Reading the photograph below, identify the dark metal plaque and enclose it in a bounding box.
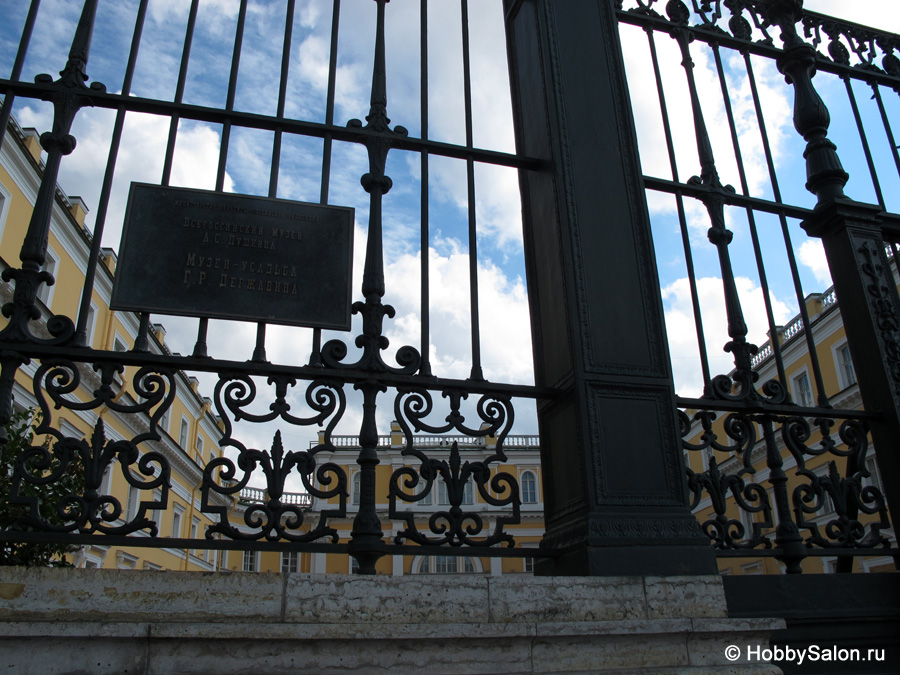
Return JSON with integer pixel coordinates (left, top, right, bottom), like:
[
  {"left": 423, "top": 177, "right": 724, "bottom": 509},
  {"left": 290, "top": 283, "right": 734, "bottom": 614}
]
[{"left": 111, "top": 184, "right": 354, "bottom": 330}]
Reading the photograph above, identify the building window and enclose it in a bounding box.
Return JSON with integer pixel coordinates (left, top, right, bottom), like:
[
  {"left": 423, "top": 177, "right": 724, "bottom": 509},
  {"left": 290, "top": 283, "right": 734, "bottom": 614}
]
[
  {"left": 793, "top": 371, "right": 813, "bottom": 407},
  {"left": 196, "top": 435, "right": 204, "bottom": 459},
  {"left": 352, "top": 472, "right": 361, "bottom": 505},
  {"left": 171, "top": 504, "right": 184, "bottom": 538},
  {"left": 36, "top": 249, "right": 59, "bottom": 307},
  {"left": 462, "top": 480, "right": 474, "bottom": 505},
  {"left": 812, "top": 466, "right": 835, "bottom": 516},
  {"left": 84, "top": 302, "right": 98, "bottom": 348},
  {"left": 242, "top": 550, "right": 257, "bottom": 572},
  {"left": 417, "top": 479, "right": 432, "bottom": 506},
  {"left": 159, "top": 407, "right": 170, "bottom": 435},
  {"left": 838, "top": 344, "right": 856, "bottom": 387},
  {"left": 179, "top": 418, "right": 189, "bottom": 450},
  {"left": 437, "top": 480, "right": 448, "bottom": 505},
  {"left": 150, "top": 488, "right": 163, "bottom": 533},
  {"left": 126, "top": 484, "right": 139, "bottom": 521},
  {"left": 524, "top": 557, "right": 534, "bottom": 574},
  {"left": 190, "top": 516, "right": 200, "bottom": 556},
  {"left": 864, "top": 453, "right": 885, "bottom": 495},
  {"left": 521, "top": 471, "right": 537, "bottom": 504},
  {"left": 435, "top": 555, "right": 455, "bottom": 574},
  {"left": 282, "top": 551, "right": 299, "bottom": 574},
  {"left": 415, "top": 556, "right": 478, "bottom": 574}
]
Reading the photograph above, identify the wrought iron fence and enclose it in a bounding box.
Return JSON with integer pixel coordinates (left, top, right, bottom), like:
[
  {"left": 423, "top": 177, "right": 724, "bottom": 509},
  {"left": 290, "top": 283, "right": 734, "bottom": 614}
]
[
  {"left": 1, "top": 0, "right": 899, "bottom": 576},
  {"left": 617, "top": 0, "right": 900, "bottom": 573},
  {"left": 0, "top": 0, "right": 549, "bottom": 574}
]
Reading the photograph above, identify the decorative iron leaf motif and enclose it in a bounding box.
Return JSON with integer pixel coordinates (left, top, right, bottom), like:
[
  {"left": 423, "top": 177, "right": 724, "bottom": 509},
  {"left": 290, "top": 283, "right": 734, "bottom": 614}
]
[
  {"left": 201, "top": 430, "right": 346, "bottom": 543},
  {"left": 784, "top": 417, "right": 890, "bottom": 549},
  {"left": 204, "top": 377, "right": 347, "bottom": 542},
  {"left": 9, "top": 361, "right": 175, "bottom": 535},
  {"left": 389, "top": 388, "right": 521, "bottom": 547},
  {"left": 683, "top": 408, "right": 892, "bottom": 558}
]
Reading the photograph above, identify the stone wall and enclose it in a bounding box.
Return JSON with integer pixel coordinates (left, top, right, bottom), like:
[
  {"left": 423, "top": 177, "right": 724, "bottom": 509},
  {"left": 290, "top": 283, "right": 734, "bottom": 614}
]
[{"left": 0, "top": 568, "right": 782, "bottom": 674}]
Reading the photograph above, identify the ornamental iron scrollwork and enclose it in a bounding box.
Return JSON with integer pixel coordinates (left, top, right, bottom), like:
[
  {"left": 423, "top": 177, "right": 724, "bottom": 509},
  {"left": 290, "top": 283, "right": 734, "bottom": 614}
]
[
  {"left": 9, "top": 361, "right": 174, "bottom": 535},
  {"left": 204, "top": 376, "right": 347, "bottom": 542},
  {"left": 682, "top": 408, "right": 892, "bottom": 568},
  {"left": 0, "top": 0, "right": 105, "bottom": 347},
  {"left": 681, "top": 410, "right": 773, "bottom": 549},
  {"left": 389, "top": 388, "right": 521, "bottom": 547},
  {"left": 783, "top": 416, "right": 890, "bottom": 549},
  {"left": 621, "top": 0, "right": 900, "bottom": 74}
]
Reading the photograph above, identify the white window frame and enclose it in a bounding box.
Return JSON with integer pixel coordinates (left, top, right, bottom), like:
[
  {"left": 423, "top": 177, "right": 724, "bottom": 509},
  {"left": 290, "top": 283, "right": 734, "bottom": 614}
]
[
  {"left": 521, "top": 470, "right": 538, "bottom": 504},
  {"left": 413, "top": 555, "right": 480, "bottom": 574},
  {"left": 36, "top": 246, "right": 59, "bottom": 308},
  {"left": 281, "top": 551, "right": 299, "bottom": 574},
  {"left": 242, "top": 550, "right": 258, "bottom": 572},
  {"left": 84, "top": 301, "right": 98, "bottom": 348},
  {"left": 150, "top": 488, "right": 163, "bottom": 533},
  {"left": 159, "top": 407, "right": 171, "bottom": 436},
  {"left": 832, "top": 340, "right": 857, "bottom": 390},
  {"left": 0, "top": 179, "right": 11, "bottom": 238},
  {"left": 811, "top": 464, "right": 836, "bottom": 516},
  {"left": 792, "top": 369, "right": 813, "bottom": 407},
  {"left": 171, "top": 503, "right": 184, "bottom": 538},
  {"left": 126, "top": 484, "right": 140, "bottom": 521},
  {"left": 352, "top": 472, "right": 361, "bottom": 506},
  {"left": 179, "top": 417, "right": 190, "bottom": 450}
]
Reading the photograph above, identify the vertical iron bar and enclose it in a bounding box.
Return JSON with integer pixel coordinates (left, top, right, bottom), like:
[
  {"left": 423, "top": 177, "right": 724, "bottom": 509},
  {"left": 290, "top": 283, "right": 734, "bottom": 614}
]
[
  {"left": 161, "top": 0, "right": 199, "bottom": 186},
  {"left": 761, "top": 416, "right": 806, "bottom": 573},
  {"left": 215, "top": 0, "right": 247, "bottom": 192},
  {"left": 251, "top": 323, "right": 267, "bottom": 363},
  {"left": 871, "top": 84, "right": 900, "bottom": 182},
  {"left": 712, "top": 42, "right": 787, "bottom": 387},
  {"left": 646, "top": 28, "right": 711, "bottom": 387},
  {"left": 154, "top": 0, "right": 200, "bottom": 358},
  {"left": 744, "top": 52, "right": 828, "bottom": 406},
  {"left": 460, "top": 0, "right": 483, "bottom": 381},
  {"left": 348, "top": 0, "right": 402, "bottom": 573},
  {"left": 0, "top": 0, "right": 103, "bottom": 346},
  {"left": 842, "top": 77, "right": 884, "bottom": 208},
  {"left": 268, "top": 0, "right": 295, "bottom": 199},
  {"left": 0, "top": 0, "right": 40, "bottom": 150},
  {"left": 74, "top": 0, "right": 149, "bottom": 348},
  {"left": 203, "top": 0, "right": 248, "bottom": 360},
  {"left": 310, "top": 0, "right": 342, "bottom": 368},
  {"left": 418, "top": 0, "right": 432, "bottom": 377},
  {"left": 668, "top": 17, "right": 756, "bottom": 396}
]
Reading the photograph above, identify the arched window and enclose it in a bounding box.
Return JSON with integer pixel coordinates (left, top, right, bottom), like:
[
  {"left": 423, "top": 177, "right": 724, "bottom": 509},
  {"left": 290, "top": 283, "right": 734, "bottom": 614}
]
[{"left": 521, "top": 471, "right": 537, "bottom": 504}]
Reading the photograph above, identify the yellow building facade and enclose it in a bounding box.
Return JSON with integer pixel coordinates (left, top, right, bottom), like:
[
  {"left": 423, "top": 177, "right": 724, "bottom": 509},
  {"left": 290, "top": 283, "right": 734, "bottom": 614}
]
[{"left": 1, "top": 115, "right": 231, "bottom": 572}]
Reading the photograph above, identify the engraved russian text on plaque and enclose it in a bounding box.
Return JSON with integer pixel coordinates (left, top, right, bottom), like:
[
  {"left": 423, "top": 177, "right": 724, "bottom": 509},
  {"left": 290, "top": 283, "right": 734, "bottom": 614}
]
[{"left": 111, "top": 183, "right": 354, "bottom": 330}]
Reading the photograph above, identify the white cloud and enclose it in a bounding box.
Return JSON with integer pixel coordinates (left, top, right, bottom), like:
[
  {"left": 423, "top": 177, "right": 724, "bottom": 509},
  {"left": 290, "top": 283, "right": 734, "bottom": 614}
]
[
  {"left": 798, "top": 239, "right": 832, "bottom": 287},
  {"left": 662, "top": 276, "right": 793, "bottom": 397}
]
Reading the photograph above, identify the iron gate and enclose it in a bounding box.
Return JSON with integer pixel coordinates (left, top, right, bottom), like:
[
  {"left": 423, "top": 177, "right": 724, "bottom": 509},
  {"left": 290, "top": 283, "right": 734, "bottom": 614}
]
[{"left": 1, "top": 0, "right": 899, "bottom": 577}]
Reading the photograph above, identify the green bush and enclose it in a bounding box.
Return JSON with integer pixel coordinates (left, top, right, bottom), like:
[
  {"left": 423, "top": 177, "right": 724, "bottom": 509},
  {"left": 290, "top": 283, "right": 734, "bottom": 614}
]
[{"left": 1, "top": 409, "right": 85, "bottom": 566}]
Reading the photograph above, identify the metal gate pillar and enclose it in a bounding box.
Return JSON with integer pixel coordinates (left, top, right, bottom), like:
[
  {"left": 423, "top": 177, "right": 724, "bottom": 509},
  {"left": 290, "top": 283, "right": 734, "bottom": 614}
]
[{"left": 504, "top": 0, "right": 716, "bottom": 575}]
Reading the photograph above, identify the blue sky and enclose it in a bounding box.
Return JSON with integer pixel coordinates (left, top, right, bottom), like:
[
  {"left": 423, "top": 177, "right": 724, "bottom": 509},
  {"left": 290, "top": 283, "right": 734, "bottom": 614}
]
[{"left": 1, "top": 0, "right": 898, "bottom": 456}]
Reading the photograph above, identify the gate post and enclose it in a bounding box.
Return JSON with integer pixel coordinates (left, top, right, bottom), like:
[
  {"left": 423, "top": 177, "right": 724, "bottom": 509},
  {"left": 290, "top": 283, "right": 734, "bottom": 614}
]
[
  {"left": 802, "top": 204, "right": 900, "bottom": 533},
  {"left": 503, "top": 0, "right": 715, "bottom": 575}
]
